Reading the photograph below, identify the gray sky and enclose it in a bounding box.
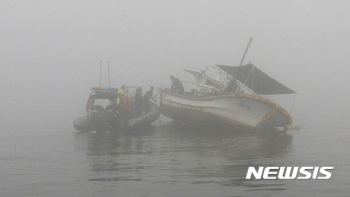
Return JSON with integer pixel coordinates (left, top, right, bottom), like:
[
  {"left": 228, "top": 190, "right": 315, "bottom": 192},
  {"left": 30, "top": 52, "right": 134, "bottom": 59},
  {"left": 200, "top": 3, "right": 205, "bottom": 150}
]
[{"left": 0, "top": 0, "right": 349, "bottom": 126}]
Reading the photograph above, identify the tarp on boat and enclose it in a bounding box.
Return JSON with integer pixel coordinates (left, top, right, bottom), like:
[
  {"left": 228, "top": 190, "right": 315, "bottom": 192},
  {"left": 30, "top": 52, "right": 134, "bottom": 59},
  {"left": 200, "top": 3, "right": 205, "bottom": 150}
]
[{"left": 217, "top": 63, "right": 295, "bottom": 95}]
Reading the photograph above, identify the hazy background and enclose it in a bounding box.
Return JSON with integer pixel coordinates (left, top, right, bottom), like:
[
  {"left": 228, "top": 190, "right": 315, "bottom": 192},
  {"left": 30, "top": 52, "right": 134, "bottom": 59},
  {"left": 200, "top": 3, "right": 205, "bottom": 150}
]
[{"left": 0, "top": 0, "right": 349, "bottom": 128}]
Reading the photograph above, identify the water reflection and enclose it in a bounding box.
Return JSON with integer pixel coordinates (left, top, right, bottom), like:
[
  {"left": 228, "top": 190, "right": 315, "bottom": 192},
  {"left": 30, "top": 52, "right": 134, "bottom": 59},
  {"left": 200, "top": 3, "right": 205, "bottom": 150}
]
[
  {"left": 74, "top": 124, "right": 293, "bottom": 192},
  {"left": 159, "top": 125, "right": 293, "bottom": 190}
]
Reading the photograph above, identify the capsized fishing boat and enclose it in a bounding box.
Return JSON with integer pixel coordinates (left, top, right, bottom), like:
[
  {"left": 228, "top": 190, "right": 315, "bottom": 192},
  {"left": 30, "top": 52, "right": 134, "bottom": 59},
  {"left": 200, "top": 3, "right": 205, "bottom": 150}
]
[
  {"left": 159, "top": 63, "right": 296, "bottom": 131},
  {"left": 74, "top": 87, "right": 160, "bottom": 132}
]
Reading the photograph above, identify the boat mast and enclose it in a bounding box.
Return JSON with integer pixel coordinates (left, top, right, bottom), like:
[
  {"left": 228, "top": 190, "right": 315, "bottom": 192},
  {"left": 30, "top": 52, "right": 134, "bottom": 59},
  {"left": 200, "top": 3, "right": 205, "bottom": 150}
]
[{"left": 239, "top": 37, "right": 253, "bottom": 67}]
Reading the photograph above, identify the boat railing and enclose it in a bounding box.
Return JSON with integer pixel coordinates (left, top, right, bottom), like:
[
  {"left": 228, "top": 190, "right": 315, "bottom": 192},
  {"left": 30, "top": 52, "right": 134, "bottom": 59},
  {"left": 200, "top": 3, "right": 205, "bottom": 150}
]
[
  {"left": 235, "top": 80, "right": 257, "bottom": 95},
  {"left": 213, "top": 65, "right": 260, "bottom": 96},
  {"left": 181, "top": 80, "right": 222, "bottom": 92},
  {"left": 182, "top": 68, "right": 274, "bottom": 102}
]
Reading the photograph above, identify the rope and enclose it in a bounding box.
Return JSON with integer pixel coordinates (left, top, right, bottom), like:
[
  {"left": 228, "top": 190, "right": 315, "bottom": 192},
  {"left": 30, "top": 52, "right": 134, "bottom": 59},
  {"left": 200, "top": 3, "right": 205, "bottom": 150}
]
[{"left": 243, "top": 65, "right": 254, "bottom": 85}]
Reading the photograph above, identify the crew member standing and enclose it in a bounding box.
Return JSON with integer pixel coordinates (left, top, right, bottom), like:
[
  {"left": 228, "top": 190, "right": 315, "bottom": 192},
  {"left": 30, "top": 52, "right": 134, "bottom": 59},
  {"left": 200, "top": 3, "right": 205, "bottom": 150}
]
[
  {"left": 143, "top": 86, "right": 154, "bottom": 113},
  {"left": 116, "top": 85, "right": 127, "bottom": 109},
  {"left": 170, "top": 75, "right": 184, "bottom": 94},
  {"left": 134, "top": 88, "right": 143, "bottom": 116}
]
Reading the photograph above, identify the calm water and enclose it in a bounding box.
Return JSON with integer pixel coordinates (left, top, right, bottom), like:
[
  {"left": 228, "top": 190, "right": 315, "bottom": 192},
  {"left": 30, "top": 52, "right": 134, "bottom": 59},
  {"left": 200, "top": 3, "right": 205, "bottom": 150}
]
[{"left": 1, "top": 120, "right": 349, "bottom": 197}]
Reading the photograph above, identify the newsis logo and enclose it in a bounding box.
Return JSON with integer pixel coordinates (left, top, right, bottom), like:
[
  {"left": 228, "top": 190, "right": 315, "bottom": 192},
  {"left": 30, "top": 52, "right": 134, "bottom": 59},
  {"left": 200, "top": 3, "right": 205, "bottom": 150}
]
[{"left": 246, "top": 167, "right": 334, "bottom": 180}]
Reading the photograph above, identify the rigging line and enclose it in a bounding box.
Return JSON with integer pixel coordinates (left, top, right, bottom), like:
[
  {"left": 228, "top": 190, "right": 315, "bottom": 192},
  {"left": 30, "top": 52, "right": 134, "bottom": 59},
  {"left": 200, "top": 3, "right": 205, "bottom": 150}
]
[{"left": 243, "top": 64, "right": 254, "bottom": 86}]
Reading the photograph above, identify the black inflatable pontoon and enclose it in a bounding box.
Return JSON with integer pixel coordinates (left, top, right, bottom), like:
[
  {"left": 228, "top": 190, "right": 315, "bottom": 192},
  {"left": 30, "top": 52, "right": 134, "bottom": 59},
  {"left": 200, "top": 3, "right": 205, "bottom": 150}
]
[{"left": 74, "top": 87, "right": 160, "bottom": 132}]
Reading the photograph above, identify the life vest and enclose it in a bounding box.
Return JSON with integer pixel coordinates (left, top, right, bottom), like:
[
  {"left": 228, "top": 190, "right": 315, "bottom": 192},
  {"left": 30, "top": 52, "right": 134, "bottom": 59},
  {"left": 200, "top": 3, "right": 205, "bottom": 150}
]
[
  {"left": 118, "top": 89, "right": 126, "bottom": 95},
  {"left": 116, "top": 89, "right": 127, "bottom": 105}
]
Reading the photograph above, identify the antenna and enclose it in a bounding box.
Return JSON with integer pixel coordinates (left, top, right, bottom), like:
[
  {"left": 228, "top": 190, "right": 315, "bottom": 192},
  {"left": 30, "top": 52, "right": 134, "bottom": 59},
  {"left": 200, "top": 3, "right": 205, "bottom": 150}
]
[
  {"left": 108, "top": 60, "right": 110, "bottom": 88},
  {"left": 99, "top": 60, "right": 102, "bottom": 87},
  {"left": 239, "top": 37, "right": 253, "bottom": 67}
]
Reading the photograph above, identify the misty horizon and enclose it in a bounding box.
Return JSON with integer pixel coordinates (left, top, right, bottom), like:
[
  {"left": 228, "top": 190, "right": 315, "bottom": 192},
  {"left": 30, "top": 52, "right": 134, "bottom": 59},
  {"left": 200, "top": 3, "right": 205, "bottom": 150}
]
[{"left": 0, "top": 0, "right": 349, "bottom": 127}]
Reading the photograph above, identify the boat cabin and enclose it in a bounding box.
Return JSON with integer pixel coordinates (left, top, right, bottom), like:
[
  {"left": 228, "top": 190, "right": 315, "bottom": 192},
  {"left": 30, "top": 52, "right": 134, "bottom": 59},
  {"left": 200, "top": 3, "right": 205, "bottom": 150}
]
[{"left": 183, "top": 68, "right": 239, "bottom": 96}]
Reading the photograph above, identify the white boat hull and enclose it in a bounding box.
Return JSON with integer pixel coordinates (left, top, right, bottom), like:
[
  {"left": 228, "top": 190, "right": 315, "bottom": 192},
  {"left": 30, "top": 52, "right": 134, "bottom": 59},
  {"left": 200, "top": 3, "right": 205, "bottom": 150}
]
[{"left": 160, "top": 92, "right": 292, "bottom": 130}]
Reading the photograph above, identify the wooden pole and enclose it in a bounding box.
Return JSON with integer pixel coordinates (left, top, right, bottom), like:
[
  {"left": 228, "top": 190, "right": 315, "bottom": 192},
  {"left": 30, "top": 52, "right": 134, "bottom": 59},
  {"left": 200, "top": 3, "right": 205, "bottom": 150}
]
[{"left": 239, "top": 37, "right": 253, "bottom": 67}]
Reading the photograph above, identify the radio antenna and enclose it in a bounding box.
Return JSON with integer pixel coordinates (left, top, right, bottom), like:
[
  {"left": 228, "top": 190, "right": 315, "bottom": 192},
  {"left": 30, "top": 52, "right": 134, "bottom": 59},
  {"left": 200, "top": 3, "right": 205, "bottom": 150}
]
[
  {"left": 99, "top": 60, "right": 102, "bottom": 87},
  {"left": 108, "top": 60, "right": 110, "bottom": 88}
]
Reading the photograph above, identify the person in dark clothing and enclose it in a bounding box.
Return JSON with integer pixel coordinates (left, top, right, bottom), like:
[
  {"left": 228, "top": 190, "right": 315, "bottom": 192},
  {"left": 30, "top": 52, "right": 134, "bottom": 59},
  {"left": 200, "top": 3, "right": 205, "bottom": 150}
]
[
  {"left": 170, "top": 75, "right": 184, "bottom": 94},
  {"left": 134, "top": 88, "right": 143, "bottom": 116},
  {"left": 224, "top": 79, "right": 239, "bottom": 93},
  {"left": 143, "top": 86, "right": 154, "bottom": 113}
]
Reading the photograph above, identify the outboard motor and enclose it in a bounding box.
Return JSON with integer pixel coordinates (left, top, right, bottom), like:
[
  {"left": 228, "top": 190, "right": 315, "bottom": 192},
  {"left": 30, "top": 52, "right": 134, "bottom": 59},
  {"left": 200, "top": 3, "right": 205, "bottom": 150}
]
[
  {"left": 90, "top": 105, "right": 110, "bottom": 132},
  {"left": 105, "top": 105, "right": 120, "bottom": 131}
]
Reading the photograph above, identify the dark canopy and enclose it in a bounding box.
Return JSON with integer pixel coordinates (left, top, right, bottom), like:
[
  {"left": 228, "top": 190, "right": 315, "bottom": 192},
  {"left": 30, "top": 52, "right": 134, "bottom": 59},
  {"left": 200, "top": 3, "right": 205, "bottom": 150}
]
[{"left": 217, "top": 63, "right": 295, "bottom": 95}]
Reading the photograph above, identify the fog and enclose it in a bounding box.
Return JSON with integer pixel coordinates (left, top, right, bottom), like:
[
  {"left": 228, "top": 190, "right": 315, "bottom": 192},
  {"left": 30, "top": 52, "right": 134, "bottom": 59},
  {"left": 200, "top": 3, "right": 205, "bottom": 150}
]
[{"left": 0, "top": 0, "right": 349, "bottom": 127}]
